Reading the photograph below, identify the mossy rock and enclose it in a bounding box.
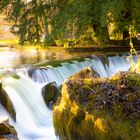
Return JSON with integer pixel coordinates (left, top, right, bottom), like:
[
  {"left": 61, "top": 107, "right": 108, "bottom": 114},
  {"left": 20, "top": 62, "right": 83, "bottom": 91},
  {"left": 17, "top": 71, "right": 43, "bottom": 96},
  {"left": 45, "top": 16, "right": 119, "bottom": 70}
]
[
  {"left": 42, "top": 82, "right": 61, "bottom": 108},
  {"left": 69, "top": 66, "right": 100, "bottom": 80},
  {"left": 0, "top": 83, "right": 16, "bottom": 121},
  {"left": 53, "top": 71, "right": 140, "bottom": 140}
]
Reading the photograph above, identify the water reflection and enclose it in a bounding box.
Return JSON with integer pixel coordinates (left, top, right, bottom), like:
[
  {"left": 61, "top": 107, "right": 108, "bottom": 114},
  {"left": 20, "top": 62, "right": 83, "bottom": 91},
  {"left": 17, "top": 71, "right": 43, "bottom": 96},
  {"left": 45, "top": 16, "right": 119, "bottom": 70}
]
[
  {"left": 0, "top": 47, "right": 49, "bottom": 68},
  {"left": 0, "top": 47, "right": 122, "bottom": 68}
]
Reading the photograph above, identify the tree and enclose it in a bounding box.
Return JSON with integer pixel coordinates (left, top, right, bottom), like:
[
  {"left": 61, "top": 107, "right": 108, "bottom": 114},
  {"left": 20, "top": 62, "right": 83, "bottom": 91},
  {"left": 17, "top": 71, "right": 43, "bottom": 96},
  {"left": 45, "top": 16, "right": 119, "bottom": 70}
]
[
  {"left": 0, "top": 0, "right": 140, "bottom": 46},
  {"left": 0, "top": 0, "right": 54, "bottom": 45},
  {"left": 104, "top": 0, "right": 140, "bottom": 40},
  {"left": 52, "top": 0, "right": 140, "bottom": 43},
  {"left": 52, "top": 0, "right": 111, "bottom": 45}
]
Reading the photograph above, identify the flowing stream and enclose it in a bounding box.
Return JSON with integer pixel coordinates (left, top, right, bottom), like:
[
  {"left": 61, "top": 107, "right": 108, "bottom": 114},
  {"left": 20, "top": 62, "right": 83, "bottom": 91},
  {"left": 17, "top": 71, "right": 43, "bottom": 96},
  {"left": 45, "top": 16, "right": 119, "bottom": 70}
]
[
  {"left": 0, "top": 50, "right": 138, "bottom": 140},
  {"left": 29, "top": 55, "right": 133, "bottom": 85},
  {"left": 2, "top": 73, "right": 56, "bottom": 140}
]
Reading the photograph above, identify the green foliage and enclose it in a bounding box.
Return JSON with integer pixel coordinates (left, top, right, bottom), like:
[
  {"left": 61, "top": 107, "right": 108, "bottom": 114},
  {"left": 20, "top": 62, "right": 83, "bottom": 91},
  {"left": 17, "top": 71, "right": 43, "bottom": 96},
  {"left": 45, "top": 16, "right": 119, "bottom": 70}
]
[
  {"left": 0, "top": 0, "right": 24, "bottom": 21},
  {"left": 105, "top": 0, "right": 140, "bottom": 38},
  {"left": 44, "top": 36, "right": 56, "bottom": 46},
  {"left": 1, "top": 0, "right": 140, "bottom": 45},
  {"left": 0, "top": 0, "right": 52, "bottom": 45}
]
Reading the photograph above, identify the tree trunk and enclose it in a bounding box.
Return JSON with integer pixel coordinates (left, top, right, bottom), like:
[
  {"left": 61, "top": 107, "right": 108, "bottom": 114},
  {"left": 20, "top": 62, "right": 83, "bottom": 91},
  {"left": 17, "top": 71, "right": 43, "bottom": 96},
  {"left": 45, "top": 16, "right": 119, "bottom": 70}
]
[
  {"left": 123, "top": 30, "right": 129, "bottom": 40},
  {"left": 101, "top": 27, "right": 110, "bottom": 44},
  {"left": 93, "top": 24, "right": 110, "bottom": 45}
]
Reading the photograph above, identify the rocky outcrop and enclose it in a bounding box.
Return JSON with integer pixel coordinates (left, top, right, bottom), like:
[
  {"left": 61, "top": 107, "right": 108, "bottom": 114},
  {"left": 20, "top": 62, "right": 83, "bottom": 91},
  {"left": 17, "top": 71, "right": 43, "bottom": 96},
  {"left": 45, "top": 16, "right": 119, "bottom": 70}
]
[
  {"left": 53, "top": 71, "right": 140, "bottom": 140},
  {"left": 42, "top": 82, "right": 61, "bottom": 109},
  {"left": 0, "top": 83, "right": 16, "bottom": 121},
  {"left": 0, "top": 117, "right": 18, "bottom": 140},
  {"left": 69, "top": 66, "right": 100, "bottom": 79}
]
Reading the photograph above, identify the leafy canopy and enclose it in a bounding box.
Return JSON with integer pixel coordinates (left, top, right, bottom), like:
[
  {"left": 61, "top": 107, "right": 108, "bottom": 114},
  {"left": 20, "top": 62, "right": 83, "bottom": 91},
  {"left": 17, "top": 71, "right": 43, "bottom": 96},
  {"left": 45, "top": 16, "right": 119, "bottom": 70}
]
[{"left": 0, "top": 0, "right": 140, "bottom": 45}]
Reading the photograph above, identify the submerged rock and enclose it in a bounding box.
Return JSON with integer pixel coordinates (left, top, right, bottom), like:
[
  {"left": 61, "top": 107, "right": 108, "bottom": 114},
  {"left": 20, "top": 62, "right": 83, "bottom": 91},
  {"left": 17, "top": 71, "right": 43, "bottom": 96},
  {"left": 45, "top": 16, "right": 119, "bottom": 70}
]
[
  {"left": 0, "top": 83, "right": 16, "bottom": 121},
  {"left": 42, "top": 82, "right": 61, "bottom": 109},
  {"left": 0, "top": 117, "right": 18, "bottom": 140},
  {"left": 53, "top": 71, "right": 140, "bottom": 140},
  {"left": 96, "top": 54, "right": 109, "bottom": 66},
  {"left": 28, "top": 67, "right": 48, "bottom": 83}
]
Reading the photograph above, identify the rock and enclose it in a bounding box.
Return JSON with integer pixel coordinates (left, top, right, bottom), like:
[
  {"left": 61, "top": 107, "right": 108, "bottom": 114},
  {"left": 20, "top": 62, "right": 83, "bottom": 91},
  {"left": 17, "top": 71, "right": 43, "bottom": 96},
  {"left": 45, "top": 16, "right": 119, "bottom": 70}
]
[
  {"left": 68, "top": 110, "right": 95, "bottom": 140},
  {"left": 69, "top": 66, "right": 100, "bottom": 80},
  {"left": 28, "top": 67, "right": 36, "bottom": 78},
  {"left": 0, "top": 117, "right": 18, "bottom": 140},
  {"left": 96, "top": 54, "right": 109, "bottom": 66},
  {"left": 53, "top": 71, "right": 140, "bottom": 140},
  {"left": 28, "top": 67, "right": 48, "bottom": 83},
  {"left": 0, "top": 83, "right": 16, "bottom": 121},
  {"left": 42, "top": 82, "right": 61, "bottom": 108}
]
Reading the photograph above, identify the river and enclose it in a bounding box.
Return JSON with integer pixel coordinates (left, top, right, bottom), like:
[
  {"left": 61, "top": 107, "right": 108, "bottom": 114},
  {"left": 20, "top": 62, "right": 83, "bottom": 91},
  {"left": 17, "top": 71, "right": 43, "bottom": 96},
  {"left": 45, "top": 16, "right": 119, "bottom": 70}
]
[{"left": 0, "top": 47, "right": 137, "bottom": 140}]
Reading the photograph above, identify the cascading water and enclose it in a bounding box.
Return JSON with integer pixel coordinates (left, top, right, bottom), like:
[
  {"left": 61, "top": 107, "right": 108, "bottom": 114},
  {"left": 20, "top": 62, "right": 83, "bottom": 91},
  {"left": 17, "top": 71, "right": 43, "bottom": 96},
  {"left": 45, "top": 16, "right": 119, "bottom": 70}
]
[
  {"left": 29, "top": 55, "right": 134, "bottom": 85},
  {"left": 0, "top": 54, "right": 137, "bottom": 140},
  {"left": 2, "top": 73, "right": 57, "bottom": 140}
]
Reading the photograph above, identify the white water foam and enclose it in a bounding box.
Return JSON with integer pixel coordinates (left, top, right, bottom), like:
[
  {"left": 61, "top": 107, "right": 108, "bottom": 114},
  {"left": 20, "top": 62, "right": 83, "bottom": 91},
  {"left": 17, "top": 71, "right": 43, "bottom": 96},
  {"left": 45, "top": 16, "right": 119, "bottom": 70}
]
[
  {"left": 2, "top": 73, "right": 57, "bottom": 140},
  {"left": 29, "top": 55, "right": 133, "bottom": 85}
]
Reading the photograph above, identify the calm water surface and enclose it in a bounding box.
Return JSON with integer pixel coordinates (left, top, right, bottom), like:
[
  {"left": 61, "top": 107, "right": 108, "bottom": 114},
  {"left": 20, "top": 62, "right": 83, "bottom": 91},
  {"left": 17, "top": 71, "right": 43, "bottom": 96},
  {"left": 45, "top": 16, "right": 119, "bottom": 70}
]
[
  {"left": 0, "top": 47, "right": 116, "bottom": 68},
  {"left": 0, "top": 47, "right": 76, "bottom": 68}
]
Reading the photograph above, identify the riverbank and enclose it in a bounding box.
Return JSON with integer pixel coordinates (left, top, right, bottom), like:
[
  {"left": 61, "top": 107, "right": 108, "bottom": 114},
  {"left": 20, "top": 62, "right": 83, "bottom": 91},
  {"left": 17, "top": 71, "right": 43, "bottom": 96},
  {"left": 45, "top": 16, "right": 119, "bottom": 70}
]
[
  {"left": 1, "top": 44, "right": 140, "bottom": 53},
  {"left": 65, "top": 45, "right": 139, "bottom": 53}
]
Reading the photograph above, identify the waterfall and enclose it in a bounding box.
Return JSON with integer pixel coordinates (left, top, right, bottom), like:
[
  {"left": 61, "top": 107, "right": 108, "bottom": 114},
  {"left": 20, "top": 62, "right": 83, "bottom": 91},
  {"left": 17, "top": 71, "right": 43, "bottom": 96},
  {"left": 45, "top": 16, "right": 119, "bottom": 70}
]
[
  {"left": 2, "top": 73, "right": 57, "bottom": 140},
  {"left": 29, "top": 54, "right": 134, "bottom": 85},
  {"left": 0, "top": 54, "right": 137, "bottom": 140}
]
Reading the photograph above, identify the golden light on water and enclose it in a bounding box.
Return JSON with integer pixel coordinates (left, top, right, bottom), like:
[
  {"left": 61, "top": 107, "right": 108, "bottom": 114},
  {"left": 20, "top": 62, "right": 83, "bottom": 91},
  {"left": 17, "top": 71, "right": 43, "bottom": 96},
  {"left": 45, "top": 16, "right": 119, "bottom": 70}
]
[
  {"left": 0, "top": 46, "right": 99, "bottom": 68},
  {"left": 0, "top": 47, "right": 48, "bottom": 68}
]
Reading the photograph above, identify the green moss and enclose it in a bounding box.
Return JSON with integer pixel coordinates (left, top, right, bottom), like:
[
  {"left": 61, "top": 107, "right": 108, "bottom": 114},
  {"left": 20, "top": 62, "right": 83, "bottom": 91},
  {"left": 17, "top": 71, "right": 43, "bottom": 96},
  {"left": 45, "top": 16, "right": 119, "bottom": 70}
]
[
  {"left": 11, "top": 74, "right": 20, "bottom": 79},
  {"left": 35, "top": 57, "right": 86, "bottom": 67},
  {"left": 53, "top": 71, "right": 140, "bottom": 140},
  {"left": 68, "top": 112, "right": 95, "bottom": 140}
]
